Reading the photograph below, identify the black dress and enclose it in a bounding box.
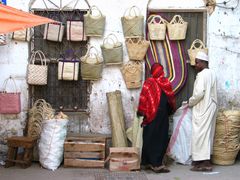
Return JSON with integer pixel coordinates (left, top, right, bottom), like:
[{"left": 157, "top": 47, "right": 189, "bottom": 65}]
[{"left": 141, "top": 92, "right": 172, "bottom": 167}]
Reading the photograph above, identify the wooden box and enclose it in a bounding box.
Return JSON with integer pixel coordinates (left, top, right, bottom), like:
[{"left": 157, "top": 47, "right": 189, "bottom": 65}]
[{"left": 64, "top": 135, "right": 106, "bottom": 168}]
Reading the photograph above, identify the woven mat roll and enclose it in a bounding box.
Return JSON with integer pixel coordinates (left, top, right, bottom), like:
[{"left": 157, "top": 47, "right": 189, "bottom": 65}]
[{"left": 106, "top": 90, "right": 128, "bottom": 147}]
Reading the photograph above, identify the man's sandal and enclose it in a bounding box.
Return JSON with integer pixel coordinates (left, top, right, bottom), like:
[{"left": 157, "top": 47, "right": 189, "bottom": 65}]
[
  {"left": 150, "top": 165, "right": 170, "bottom": 173},
  {"left": 190, "top": 166, "right": 213, "bottom": 172}
]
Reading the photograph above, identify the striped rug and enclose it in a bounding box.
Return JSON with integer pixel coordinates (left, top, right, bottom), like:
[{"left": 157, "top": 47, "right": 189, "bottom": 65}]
[{"left": 145, "top": 13, "right": 188, "bottom": 94}]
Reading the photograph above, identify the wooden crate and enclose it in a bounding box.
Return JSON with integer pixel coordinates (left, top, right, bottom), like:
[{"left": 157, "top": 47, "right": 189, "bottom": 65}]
[{"left": 64, "top": 135, "right": 107, "bottom": 168}]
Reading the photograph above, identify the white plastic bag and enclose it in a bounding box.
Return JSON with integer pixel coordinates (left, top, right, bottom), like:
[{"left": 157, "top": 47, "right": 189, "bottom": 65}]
[
  {"left": 39, "top": 118, "right": 68, "bottom": 171},
  {"left": 167, "top": 104, "right": 192, "bottom": 165}
]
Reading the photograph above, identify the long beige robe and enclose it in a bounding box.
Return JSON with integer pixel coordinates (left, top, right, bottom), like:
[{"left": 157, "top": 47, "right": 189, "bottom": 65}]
[{"left": 189, "top": 68, "right": 217, "bottom": 161}]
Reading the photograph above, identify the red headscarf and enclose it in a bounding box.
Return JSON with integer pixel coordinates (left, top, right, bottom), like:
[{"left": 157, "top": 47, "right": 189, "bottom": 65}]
[{"left": 138, "top": 63, "right": 176, "bottom": 125}]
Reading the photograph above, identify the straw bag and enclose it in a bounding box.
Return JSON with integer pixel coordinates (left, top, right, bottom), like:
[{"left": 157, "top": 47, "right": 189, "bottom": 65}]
[
  {"left": 80, "top": 46, "right": 103, "bottom": 80},
  {"left": 44, "top": 22, "right": 64, "bottom": 42},
  {"left": 12, "top": 29, "right": 30, "bottom": 41},
  {"left": 121, "top": 62, "right": 143, "bottom": 89},
  {"left": 108, "top": 147, "right": 140, "bottom": 171},
  {"left": 84, "top": 6, "right": 106, "bottom": 37},
  {"left": 121, "top": 6, "right": 144, "bottom": 38},
  {"left": 125, "top": 38, "right": 150, "bottom": 60},
  {"left": 167, "top": 15, "right": 188, "bottom": 40},
  {"left": 58, "top": 56, "right": 80, "bottom": 81},
  {"left": 0, "top": 34, "right": 7, "bottom": 46},
  {"left": 188, "top": 39, "right": 208, "bottom": 66},
  {"left": 101, "top": 34, "right": 123, "bottom": 65},
  {"left": 66, "top": 10, "right": 87, "bottom": 41},
  {"left": 27, "top": 50, "right": 48, "bottom": 85},
  {"left": 0, "top": 77, "right": 21, "bottom": 114},
  {"left": 147, "top": 15, "right": 167, "bottom": 40}
]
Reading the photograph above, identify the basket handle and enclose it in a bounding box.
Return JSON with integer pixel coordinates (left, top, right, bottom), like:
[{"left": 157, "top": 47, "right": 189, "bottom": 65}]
[
  {"left": 82, "top": 46, "right": 100, "bottom": 63},
  {"left": 88, "top": 5, "right": 103, "bottom": 18},
  {"left": 103, "top": 37, "right": 115, "bottom": 48},
  {"left": 124, "top": 62, "right": 142, "bottom": 74},
  {"left": 123, "top": 5, "right": 141, "bottom": 18},
  {"left": 106, "top": 33, "right": 120, "bottom": 46},
  {"left": 169, "top": 15, "right": 185, "bottom": 24},
  {"left": 148, "top": 15, "right": 166, "bottom": 24},
  {"left": 29, "top": 50, "right": 47, "bottom": 66},
  {"left": 190, "top": 39, "right": 206, "bottom": 50},
  {"left": 126, "top": 37, "right": 144, "bottom": 45}
]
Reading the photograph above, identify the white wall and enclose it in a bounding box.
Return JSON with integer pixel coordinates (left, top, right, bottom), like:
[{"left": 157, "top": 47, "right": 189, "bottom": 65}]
[{"left": 1, "top": 0, "right": 240, "bottom": 159}]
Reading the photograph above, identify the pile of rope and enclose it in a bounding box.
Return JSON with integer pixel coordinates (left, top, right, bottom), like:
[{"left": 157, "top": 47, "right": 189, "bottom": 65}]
[{"left": 212, "top": 109, "right": 240, "bottom": 165}]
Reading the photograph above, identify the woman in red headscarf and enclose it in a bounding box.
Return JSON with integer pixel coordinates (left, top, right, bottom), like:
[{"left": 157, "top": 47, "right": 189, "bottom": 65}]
[{"left": 137, "top": 63, "right": 176, "bottom": 173}]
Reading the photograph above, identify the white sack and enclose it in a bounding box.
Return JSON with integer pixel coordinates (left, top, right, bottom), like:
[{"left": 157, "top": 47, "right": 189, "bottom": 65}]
[
  {"left": 39, "top": 118, "right": 68, "bottom": 171},
  {"left": 167, "top": 104, "right": 192, "bottom": 165}
]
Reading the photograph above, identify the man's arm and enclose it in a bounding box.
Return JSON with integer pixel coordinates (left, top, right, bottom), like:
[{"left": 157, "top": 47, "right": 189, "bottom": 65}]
[{"left": 189, "top": 74, "right": 205, "bottom": 107}]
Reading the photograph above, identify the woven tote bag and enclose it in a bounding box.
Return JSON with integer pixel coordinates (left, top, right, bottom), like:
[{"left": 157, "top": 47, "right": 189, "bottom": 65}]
[
  {"left": 121, "top": 62, "right": 143, "bottom": 89},
  {"left": 80, "top": 46, "right": 103, "bottom": 80},
  {"left": 125, "top": 38, "right": 150, "bottom": 60},
  {"left": 27, "top": 50, "right": 48, "bottom": 85},
  {"left": 147, "top": 15, "right": 167, "bottom": 40},
  {"left": 167, "top": 15, "right": 188, "bottom": 40},
  {"left": 67, "top": 21, "right": 86, "bottom": 41},
  {"left": 188, "top": 39, "right": 208, "bottom": 66},
  {"left": 101, "top": 34, "right": 123, "bottom": 65},
  {"left": 44, "top": 22, "right": 64, "bottom": 42},
  {"left": 84, "top": 6, "right": 106, "bottom": 37},
  {"left": 121, "top": 6, "right": 144, "bottom": 38},
  {"left": 0, "top": 77, "right": 21, "bottom": 114},
  {"left": 58, "top": 57, "right": 80, "bottom": 81},
  {"left": 12, "top": 29, "right": 30, "bottom": 41}
]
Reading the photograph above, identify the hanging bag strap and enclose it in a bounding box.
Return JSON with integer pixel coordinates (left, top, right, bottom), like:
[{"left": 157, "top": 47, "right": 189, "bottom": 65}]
[
  {"left": 82, "top": 46, "right": 100, "bottom": 63},
  {"left": 103, "top": 37, "right": 115, "bottom": 49},
  {"left": 106, "top": 33, "right": 121, "bottom": 47},
  {"left": 29, "top": 50, "right": 47, "bottom": 66},
  {"left": 88, "top": 5, "right": 103, "bottom": 18},
  {"left": 2, "top": 76, "right": 18, "bottom": 94}
]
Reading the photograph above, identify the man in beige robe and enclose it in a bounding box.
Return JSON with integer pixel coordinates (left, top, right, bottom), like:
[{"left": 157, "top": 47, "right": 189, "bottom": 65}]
[{"left": 188, "top": 51, "right": 217, "bottom": 171}]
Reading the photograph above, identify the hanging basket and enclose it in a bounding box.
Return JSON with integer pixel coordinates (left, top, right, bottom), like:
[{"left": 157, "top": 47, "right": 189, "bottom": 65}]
[
  {"left": 147, "top": 15, "right": 166, "bottom": 40},
  {"left": 188, "top": 39, "right": 208, "bottom": 66},
  {"left": 121, "top": 6, "right": 144, "bottom": 38},
  {"left": 80, "top": 46, "right": 103, "bottom": 80},
  {"left": 121, "top": 62, "right": 143, "bottom": 89},
  {"left": 125, "top": 38, "right": 150, "bottom": 60},
  {"left": 101, "top": 34, "right": 123, "bottom": 65},
  {"left": 167, "top": 15, "right": 188, "bottom": 40}
]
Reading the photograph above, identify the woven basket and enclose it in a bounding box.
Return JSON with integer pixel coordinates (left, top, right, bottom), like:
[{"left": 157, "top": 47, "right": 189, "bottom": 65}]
[
  {"left": 121, "top": 6, "right": 144, "bottom": 38},
  {"left": 188, "top": 39, "right": 208, "bottom": 66},
  {"left": 84, "top": 5, "right": 106, "bottom": 37},
  {"left": 212, "top": 109, "right": 240, "bottom": 165},
  {"left": 80, "top": 46, "right": 103, "bottom": 80},
  {"left": 125, "top": 38, "right": 150, "bottom": 60},
  {"left": 101, "top": 34, "right": 123, "bottom": 65},
  {"left": 121, "top": 62, "right": 143, "bottom": 89},
  {"left": 167, "top": 15, "right": 188, "bottom": 40},
  {"left": 147, "top": 15, "right": 166, "bottom": 40},
  {"left": 27, "top": 50, "right": 48, "bottom": 85}
]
